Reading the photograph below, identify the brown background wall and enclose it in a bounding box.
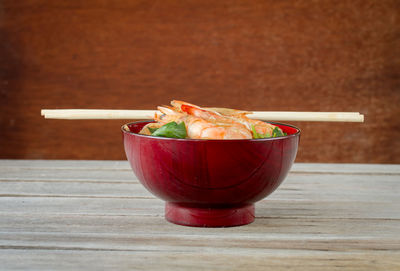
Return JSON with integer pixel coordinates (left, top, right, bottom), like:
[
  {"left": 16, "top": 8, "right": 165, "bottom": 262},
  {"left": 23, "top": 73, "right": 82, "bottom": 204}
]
[{"left": 0, "top": 0, "right": 399, "bottom": 163}]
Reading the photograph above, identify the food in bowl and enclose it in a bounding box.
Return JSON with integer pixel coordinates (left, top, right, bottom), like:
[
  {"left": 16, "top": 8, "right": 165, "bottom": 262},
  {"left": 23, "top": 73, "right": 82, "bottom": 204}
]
[
  {"left": 138, "top": 100, "right": 286, "bottom": 139},
  {"left": 122, "top": 102, "right": 300, "bottom": 227}
]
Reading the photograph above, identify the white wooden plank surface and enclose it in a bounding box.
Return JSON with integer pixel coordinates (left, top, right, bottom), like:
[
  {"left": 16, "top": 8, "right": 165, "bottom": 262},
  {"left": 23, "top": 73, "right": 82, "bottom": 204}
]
[
  {"left": 0, "top": 160, "right": 399, "bottom": 270},
  {"left": 1, "top": 160, "right": 399, "bottom": 174}
]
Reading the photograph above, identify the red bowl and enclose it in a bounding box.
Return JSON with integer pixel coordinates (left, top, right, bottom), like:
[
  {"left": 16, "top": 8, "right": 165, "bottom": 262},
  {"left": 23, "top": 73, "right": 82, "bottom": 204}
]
[{"left": 122, "top": 121, "right": 300, "bottom": 227}]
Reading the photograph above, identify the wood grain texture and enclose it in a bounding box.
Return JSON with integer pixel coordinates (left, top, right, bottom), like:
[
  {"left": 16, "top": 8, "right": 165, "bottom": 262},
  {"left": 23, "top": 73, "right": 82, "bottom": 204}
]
[
  {"left": 0, "top": 160, "right": 399, "bottom": 270},
  {"left": 1, "top": 250, "right": 400, "bottom": 271},
  {"left": 0, "top": 0, "right": 399, "bottom": 162}
]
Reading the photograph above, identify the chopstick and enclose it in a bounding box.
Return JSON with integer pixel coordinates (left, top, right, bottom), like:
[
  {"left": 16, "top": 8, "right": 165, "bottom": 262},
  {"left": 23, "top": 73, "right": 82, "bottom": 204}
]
[
  {"left": 41, "top": 109, "right": 364, "bottom": 122},
  {"left": 41, "top": 109, "right": 156, "bottom": 120},
  {"left": 250, "top": 111, "right": 364, "bottom": 122}
]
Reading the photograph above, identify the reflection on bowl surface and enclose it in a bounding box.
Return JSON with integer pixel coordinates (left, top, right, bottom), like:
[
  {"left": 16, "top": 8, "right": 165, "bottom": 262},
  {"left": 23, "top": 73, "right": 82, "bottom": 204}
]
[{"left": 123, "top": 121, "right": 300, "bottom": 227}]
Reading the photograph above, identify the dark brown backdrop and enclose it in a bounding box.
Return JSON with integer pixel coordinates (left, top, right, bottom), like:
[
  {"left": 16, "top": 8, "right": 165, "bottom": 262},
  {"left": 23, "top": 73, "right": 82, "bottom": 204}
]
[{"left": 1, "top": 0, "right": 399, "bottom": 163}]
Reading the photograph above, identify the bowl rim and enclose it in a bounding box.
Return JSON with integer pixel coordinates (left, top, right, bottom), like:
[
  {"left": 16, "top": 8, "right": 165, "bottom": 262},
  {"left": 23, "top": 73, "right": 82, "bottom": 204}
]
[{"left": 122, "top": 120, "right": 300, "bottom": 142}]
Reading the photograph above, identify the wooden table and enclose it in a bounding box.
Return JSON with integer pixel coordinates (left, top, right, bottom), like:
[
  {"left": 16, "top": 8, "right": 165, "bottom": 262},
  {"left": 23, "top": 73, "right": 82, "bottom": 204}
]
[{"left": 0, "top": 160, "right": 399, "bottom": 270}]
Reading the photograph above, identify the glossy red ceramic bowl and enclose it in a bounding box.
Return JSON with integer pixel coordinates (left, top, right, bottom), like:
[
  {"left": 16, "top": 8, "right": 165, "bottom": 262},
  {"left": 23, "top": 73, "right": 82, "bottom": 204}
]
[{"left": 122, "top": 121, "right": 300, "bottom": 227}]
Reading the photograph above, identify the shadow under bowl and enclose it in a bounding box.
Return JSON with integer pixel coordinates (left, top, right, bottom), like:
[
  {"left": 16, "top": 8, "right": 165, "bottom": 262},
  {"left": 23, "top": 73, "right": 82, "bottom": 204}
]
[{"left": 122, "top": 121, "right": 300, "bottom": 227}]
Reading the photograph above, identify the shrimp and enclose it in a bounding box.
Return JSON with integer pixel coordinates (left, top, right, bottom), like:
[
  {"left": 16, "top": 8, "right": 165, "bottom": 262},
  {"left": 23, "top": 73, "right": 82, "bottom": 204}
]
[
  {"left": 213, "top": 111, "right": 277, "bottom": 137},
  {"left": 155, "top": 106, "right": 186, "bottom": 125},
  {"left": 157, "top": 105, "right": 252, "bottom": 139},
  {"left": 171, "top": 100, "right": 244, "bottom": 125},
  {"left": 171, "top": 100, "right": 223, "bottom": 122},
  {"left": 141, "top": 100, "right": 281, "bottom": 139},
  {"left": 171, "top": 100, "right": 280, "bottom": 138},
  {"left": 206, "top": 106, "right": 277, "bottom": 135},
  {"left": 186, "top": 117, "right": 252, "bottom": 139}
]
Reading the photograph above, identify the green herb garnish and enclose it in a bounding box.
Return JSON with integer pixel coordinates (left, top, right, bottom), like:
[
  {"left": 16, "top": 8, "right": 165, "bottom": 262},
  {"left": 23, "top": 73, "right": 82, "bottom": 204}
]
[
  {"left": 272, "top": 126, "right": 287, "bottom": 137},
  {"left": 251, "top": 124, "right": 287, "bottom": 138},
  {"left": 251, "top": 124, "right": 269, "bottom": 138},
  {"left": 151, "top": 121, "right": 187, "bottom": 139},
  {"left": 148, "top": 127, "right": 159, "bottom": 133}
]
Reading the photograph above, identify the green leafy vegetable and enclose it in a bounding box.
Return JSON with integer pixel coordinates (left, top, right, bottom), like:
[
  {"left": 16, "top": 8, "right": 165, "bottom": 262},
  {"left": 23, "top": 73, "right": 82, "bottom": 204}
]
[
  {"left": 148, "top": 127, "right": 159, "bottom": 133},
  {"left": 251, "top": 124, "right": 269, "bottom": 139},
  {"left": 251, "top": 124, "right": 287, "bottom": 139},
  {"left": 272, "top": 127, "right": 287, "bottom": 137},
  {"left": 151, "top": 121, "right": 187, "bottom": 139}
]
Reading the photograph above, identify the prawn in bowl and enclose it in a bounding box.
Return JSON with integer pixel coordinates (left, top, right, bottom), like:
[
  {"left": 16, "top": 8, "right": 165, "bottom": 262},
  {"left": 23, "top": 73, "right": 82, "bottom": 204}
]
[{"left": 138, "top": 100, "right": 287, "bottom": 140}]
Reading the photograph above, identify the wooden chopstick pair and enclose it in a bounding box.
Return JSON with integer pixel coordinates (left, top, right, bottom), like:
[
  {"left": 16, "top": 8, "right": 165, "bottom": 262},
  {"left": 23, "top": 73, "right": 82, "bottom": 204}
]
[{"left": 41, "top": 109, "right": 364, "bottom": 122}]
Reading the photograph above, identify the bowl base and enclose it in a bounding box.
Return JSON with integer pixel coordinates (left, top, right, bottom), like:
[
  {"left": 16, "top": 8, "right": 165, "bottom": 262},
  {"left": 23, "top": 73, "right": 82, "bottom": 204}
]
[{"left": 165, "top": 202, "right": 255, "bottom": 227}]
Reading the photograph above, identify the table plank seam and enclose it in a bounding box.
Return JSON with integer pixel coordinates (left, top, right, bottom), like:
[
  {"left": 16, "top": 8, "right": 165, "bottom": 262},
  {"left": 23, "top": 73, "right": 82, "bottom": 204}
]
[
  {"left": 1, "top": 245, "right": 398, "bottom": 253},
  {"left": 2, "top": 170, "right": 399, "bottom": 176},
  {"left": 0, "top": 245, "right": 192, "bottom": 253},
  {"left": 1, "top": 212, "right": 398, "bottom": 221},
  {"left": 0, "top": 179, "right": 139, "bottom": 184},
  {"left": 0, "top": 194, "right": 154, "bottom": 199}
]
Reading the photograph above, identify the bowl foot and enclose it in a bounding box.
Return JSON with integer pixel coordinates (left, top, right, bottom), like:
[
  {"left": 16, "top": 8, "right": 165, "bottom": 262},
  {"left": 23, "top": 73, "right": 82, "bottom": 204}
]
[{"left": 165, "top": 202, "right": 255, "bottom": 227}]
